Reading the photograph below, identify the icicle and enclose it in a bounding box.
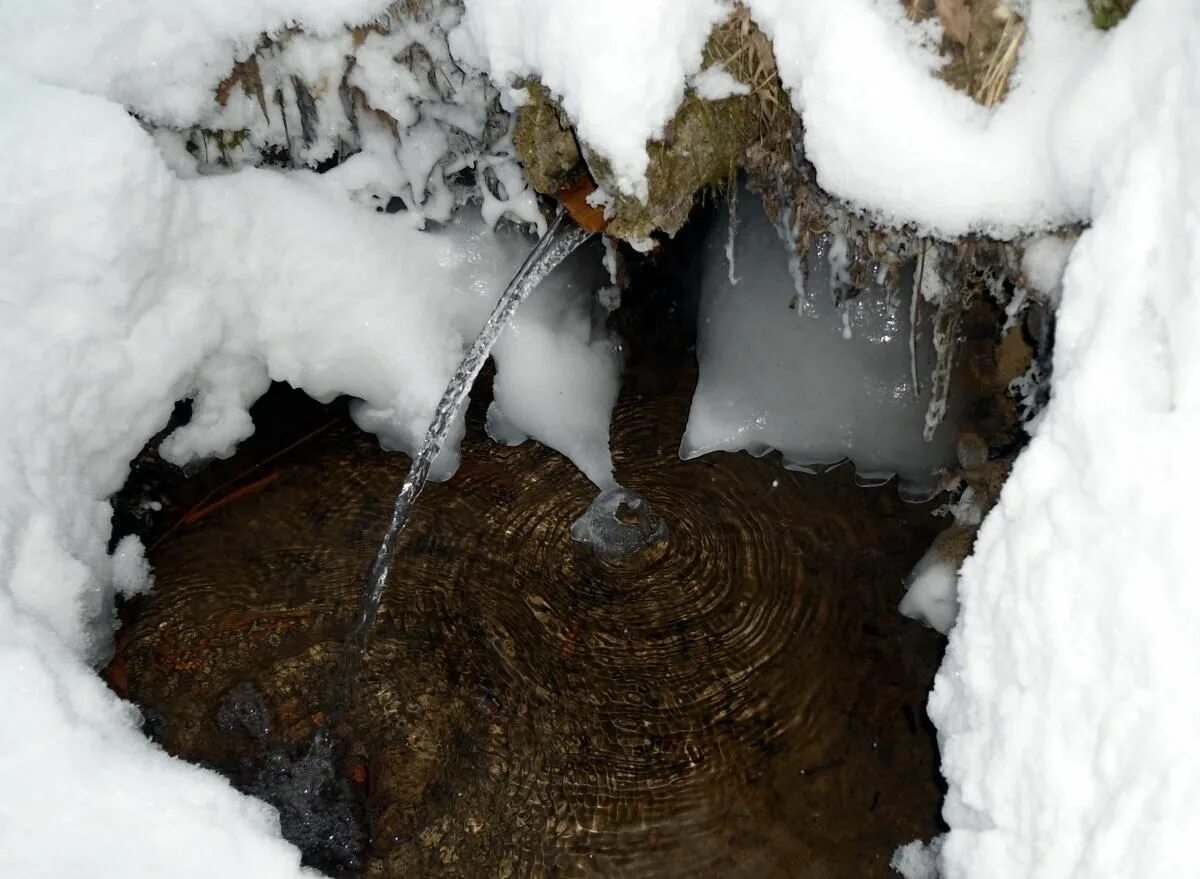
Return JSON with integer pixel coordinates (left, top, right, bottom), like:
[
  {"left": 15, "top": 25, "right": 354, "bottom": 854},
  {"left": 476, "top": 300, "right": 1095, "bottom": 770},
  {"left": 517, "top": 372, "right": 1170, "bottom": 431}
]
[
  {"left": 909, "top": 273, "right": 921, "bottom": 400},
  {"left": 827, "top": 231, "right": 852, "bottom": 305},
  {"left": 602, "top": 235, "right": 619, "bottom": 285},
  {"left": 725, "top": 183, "right": 741, "bottom": 286},
  {"left": 922, "top": 246, "right": 963, "bottom": 441},
  {"left": 1003, "top": 284, "right": 1029, "bottom": 333},
  {"left": 773, "top": 183, "right": 812, "bottom": 316}
]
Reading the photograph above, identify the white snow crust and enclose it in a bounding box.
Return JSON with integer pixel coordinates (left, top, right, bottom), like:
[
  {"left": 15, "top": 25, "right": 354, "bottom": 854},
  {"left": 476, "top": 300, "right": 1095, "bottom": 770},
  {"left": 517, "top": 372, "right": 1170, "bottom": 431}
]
[
  {"left": 899, "top": 532, "right": 965, "bottom": 636},
  {"left": 2, "top": 0, "right": 1199, "bottom": 877}
]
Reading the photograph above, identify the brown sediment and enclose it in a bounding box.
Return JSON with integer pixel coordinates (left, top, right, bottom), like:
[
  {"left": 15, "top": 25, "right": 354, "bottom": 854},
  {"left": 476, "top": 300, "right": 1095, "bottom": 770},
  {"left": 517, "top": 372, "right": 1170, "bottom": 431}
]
[{"left": 117, "top": 358, "right": 949, "bottom": 877}]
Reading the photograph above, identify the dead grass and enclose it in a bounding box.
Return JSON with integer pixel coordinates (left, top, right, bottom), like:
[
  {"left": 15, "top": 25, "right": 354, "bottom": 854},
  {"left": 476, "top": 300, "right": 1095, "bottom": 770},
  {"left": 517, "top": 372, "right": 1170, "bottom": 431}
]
[{"left": 912, "top": 0, "right": 1027, "bottom": 107}]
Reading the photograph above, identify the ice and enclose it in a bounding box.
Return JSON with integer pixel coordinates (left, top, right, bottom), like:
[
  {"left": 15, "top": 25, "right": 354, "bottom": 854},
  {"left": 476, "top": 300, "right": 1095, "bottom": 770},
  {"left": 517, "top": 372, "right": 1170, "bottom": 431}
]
[
  {"left": 487, "top": 239, "right": 621, "bottom": 489},
  {"left": 569, "top": 488, "right": 669, "bottom": 559},
  {"left": 343, "top": 211, "right": 595, "bottom": 662},
  {"left": 681, "top": 188, "right": 956, "bottom": 500},
  {"left": 1, "top": 0, "right": 1199, "bottom": 876}
]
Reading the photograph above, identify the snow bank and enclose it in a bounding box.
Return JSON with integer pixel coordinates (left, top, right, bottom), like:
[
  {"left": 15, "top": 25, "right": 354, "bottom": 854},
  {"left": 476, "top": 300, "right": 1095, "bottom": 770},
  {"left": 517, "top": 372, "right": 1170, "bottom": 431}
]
[
  {"left": 927, "top": 2, "right": 1200, "bottom": 873},
  {"left": 748, "top": 0, "right": 1111, "bottom": 237},
  {"left": 0, "top": 57, "right": 614, "bottom": 871},
  {"left": 455, "top": 0, "right": 1172, "bottom": 240},
  {"left": 0, "top": 0, "right": 391, "bottom": 126},
  {"left": 3, "top": 0, "right": 1200, "bottom": 876},
  {"left": 0, "top": 72, "right": 312, "bottom": 877}
]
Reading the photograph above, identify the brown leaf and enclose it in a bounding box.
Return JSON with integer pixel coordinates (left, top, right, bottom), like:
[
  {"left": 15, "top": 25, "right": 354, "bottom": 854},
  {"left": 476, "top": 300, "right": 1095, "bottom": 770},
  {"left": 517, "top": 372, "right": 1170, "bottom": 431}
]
[{"left": 936, "top": 0, "right": 972, "bottom": 46}]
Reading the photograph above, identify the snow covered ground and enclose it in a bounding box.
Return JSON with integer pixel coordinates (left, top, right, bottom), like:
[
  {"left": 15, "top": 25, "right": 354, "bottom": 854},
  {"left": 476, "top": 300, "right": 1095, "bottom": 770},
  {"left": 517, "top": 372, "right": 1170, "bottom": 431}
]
[{"left": 1, "top": 0, "right": 1198, "bottom": 876}]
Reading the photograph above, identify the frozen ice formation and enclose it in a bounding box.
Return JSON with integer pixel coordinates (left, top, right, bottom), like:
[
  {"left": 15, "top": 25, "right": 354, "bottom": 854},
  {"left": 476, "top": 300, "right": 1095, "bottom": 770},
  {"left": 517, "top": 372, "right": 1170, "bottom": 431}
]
[
  {"left": 346, "top": 207, "right": 619, "bottom": 487},
  {"left": 681, "top": 188, "right": 957, "bottom": 499},
  {"left": 569, "top": 488, "right": 669, "bottom": 558},
  {"left": 485, "top": 236, "right": 620, "bottom": 490}
]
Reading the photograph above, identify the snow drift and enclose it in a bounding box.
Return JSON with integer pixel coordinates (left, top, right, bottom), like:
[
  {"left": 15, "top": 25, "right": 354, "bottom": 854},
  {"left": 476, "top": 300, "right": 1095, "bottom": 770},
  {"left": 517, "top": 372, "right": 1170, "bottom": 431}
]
[{"left": 1, "top": 0, "right": 1199, "bottom": 877}]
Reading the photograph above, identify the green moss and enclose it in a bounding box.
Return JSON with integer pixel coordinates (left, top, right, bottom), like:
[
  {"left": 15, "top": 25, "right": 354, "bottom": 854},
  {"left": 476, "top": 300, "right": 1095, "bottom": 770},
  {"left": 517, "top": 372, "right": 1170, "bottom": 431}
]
[
  {"left": 604, "top": 88, "right": 754, "bottom": 242},
  {"left": 1088, "top": 0, "right": 1137, "bottom": 29},
  {"left": 511, "top": 9, "right": 790, "bottom": 243},
  {"left": 512, "top": 82, "right": 584, "bottom": 195}
]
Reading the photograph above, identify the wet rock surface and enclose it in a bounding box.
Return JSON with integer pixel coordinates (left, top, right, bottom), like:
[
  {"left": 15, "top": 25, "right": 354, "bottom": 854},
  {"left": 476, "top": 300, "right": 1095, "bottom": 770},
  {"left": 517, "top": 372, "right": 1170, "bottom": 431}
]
[{"left": 117, "top": 368, "right": 948, "bottom": 877}]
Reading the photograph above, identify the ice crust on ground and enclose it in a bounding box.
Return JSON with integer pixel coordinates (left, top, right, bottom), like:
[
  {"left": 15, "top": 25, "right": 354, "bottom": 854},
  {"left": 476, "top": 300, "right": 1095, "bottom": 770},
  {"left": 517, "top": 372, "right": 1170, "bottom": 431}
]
[
  {"left": 682, "top": 188, "right": 956, "bottom": 499},
  {"left": 1, "top": 0, "right": 1200, "bottom": 877}
]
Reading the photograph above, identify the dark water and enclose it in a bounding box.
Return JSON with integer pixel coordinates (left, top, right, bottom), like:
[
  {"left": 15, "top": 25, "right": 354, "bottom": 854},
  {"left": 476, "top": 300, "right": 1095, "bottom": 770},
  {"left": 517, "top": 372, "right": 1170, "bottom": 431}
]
[{"left": 114, "top": 365, "right": 948, "bottom": 878}]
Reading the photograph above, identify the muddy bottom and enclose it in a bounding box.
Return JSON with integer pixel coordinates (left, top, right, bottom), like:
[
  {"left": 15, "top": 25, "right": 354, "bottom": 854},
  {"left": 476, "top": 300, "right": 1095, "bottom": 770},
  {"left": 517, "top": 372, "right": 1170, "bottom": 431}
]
[{"left": 113, "top": 369, "right": 947, "bottom": 878}]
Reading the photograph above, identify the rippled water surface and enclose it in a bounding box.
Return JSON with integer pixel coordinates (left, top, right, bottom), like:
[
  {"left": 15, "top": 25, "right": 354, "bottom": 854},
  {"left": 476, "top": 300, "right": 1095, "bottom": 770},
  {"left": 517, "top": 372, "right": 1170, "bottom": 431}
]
[{"left": 117, "top": 371, "right": 948, "bottom": 878}]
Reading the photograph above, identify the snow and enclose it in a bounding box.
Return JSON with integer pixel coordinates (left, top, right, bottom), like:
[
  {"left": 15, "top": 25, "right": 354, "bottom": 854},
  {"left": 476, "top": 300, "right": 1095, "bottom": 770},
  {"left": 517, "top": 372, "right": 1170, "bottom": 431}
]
[
  {"left": 1021, "top": 234, "right": 1076, "bottom": 307},
  {"left": 926, "top": 3, "right": 1200, "bottom": 872},
  {"left": 692, "top": 62, "right": 751, "bottom": 100},
  {"left": 0, "top": 0, "right": 392, "bottom": 126},
  {"left": 682, "top": 188, "right": 957, "bottom": 500},
  {"left": 0, "top": 55, "right": 613, "bottom": 875},
  {"left": 891, "top": 838, "right": 942, "bottom": 879},
  {"left": 2, "top": 0, "right": 1200, "bottom": 876},
  {"left": 453, "top": 0, "right": 730, "bottom": 198},
  {"left": 110, "top": 535, "right": 154, "bottom": 598},
  {"left": 899, "top": 528, "right": 970, "bottom": 635}
]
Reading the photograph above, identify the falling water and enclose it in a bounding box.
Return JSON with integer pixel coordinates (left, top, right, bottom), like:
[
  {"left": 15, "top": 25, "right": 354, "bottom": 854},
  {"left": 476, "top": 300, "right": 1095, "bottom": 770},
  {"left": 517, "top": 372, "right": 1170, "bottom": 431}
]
[{"left": 343, "top": 210, "right": 593, "bottom": 662}]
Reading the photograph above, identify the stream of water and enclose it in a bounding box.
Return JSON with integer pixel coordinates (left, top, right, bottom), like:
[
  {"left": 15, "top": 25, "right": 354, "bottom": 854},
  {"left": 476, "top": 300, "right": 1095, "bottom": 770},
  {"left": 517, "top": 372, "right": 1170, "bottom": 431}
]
[{"left": 342, "top": 210, "right": 593, "bottom": 665}]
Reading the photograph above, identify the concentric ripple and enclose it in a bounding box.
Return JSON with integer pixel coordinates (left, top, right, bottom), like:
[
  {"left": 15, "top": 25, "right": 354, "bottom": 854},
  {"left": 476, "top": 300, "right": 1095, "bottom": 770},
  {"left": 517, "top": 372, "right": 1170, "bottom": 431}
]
[{"left": 121, "top": 377, "right": 947, "bottom": 878}]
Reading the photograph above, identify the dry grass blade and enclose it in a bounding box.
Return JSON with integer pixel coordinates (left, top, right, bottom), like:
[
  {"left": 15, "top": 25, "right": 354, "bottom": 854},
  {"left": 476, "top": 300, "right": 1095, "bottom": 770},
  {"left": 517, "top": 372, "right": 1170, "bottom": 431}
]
[{"left": 974, "top": 12, "right": 1026, "bottom": 106}]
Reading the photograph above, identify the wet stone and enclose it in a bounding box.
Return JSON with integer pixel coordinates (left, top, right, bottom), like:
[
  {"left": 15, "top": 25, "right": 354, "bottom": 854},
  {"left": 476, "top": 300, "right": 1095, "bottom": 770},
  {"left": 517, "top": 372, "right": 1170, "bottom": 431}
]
[
  {"left": 244, "top": 731, "right": 367, "bottom": 874},
  {"left": 119, "top": 371, "right": 948, "bottom": 878},
  {"left": 216, "top": 681, "right": 272, "bottom": 739}
]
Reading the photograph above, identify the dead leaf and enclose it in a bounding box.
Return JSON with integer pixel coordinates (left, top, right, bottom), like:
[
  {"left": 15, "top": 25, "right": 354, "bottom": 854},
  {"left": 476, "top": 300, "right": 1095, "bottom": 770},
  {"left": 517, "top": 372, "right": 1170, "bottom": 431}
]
[{"left": 936, "top": 0, "right": 972, "bottom": 46}]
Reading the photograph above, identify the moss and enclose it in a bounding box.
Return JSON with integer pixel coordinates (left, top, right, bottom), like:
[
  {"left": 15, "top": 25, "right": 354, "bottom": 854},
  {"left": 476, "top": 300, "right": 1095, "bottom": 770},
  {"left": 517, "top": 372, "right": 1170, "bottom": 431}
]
[
  {"left": 604, "top": 9, "right": 789, "bottom": 241},
  {"left": 512, "top": 82, "right": 584, "bottom": 195},
  {"left": 603, "top": 91, "right": 752, "bottom": 241},
  {"left": 1088, "top": 0, "right": 1137, "bottom": 29},
  {"left": 511, "top": 7, "right": 790, "bottom": 243}
]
